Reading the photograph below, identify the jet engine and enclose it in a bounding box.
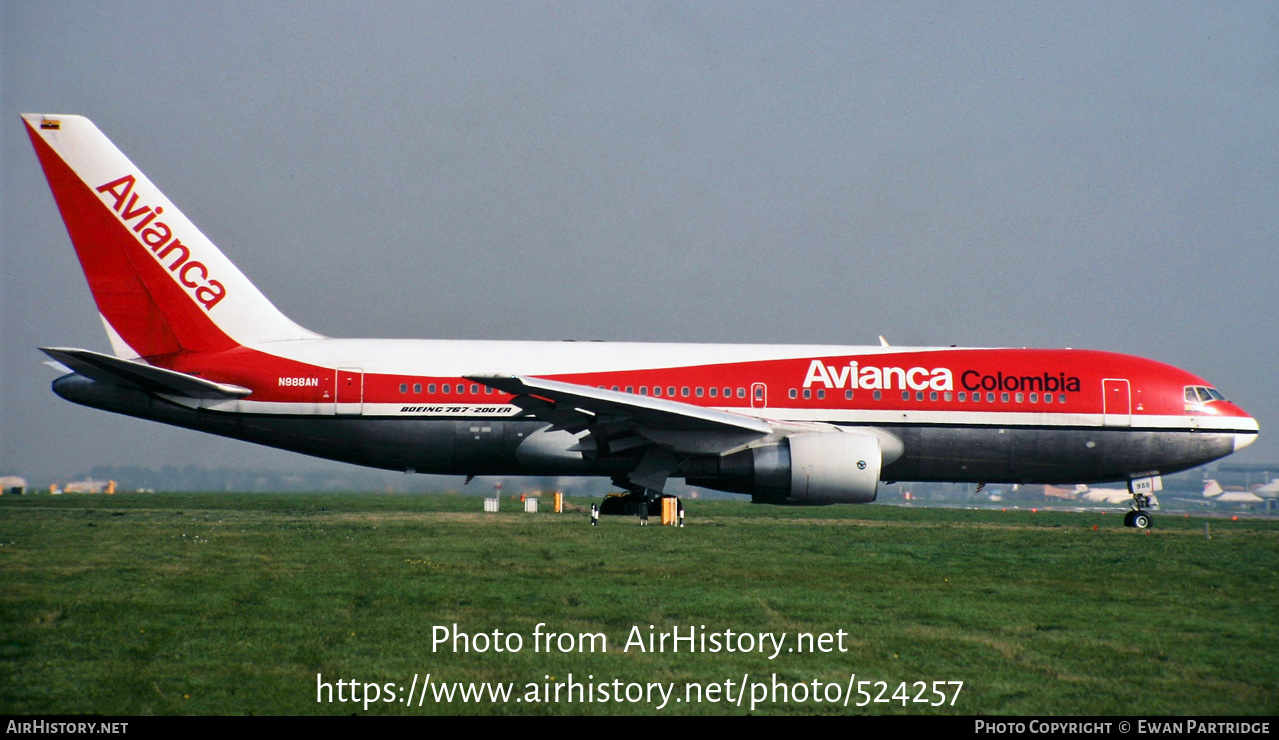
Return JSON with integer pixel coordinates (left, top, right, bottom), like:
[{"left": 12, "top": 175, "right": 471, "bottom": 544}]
[{"left": 686, "top": 431, "right": 886, "bottom": 504}]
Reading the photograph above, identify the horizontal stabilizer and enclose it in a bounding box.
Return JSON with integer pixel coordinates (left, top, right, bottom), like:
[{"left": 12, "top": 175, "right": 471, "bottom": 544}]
[{"left": 40, "top": 347, "right": 251, "bottom": 400}]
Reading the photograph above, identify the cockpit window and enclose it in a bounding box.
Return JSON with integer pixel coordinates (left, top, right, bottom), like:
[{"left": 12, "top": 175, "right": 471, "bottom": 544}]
[{"left": 1186, "top": 385, "right": 1227, "bottom": 404}]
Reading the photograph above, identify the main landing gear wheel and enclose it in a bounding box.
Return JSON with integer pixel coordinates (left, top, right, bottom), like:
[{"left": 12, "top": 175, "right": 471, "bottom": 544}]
[
  {"left": 598, "top": 489, "right": 664, "bottom": 517},
  {"left": 599, "top": 491, "right": 648, "bottom": 516}
]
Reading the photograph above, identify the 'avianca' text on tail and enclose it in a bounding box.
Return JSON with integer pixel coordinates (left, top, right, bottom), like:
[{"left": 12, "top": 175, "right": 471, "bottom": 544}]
[{"left": 24, "top": 114, "right": 1259, "bottom": 527}]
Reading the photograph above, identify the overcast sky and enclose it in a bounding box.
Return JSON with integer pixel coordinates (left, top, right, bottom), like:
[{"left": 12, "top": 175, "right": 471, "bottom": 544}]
[{"left": 3, "top": 1, "right": 1277, "bottom": 482}]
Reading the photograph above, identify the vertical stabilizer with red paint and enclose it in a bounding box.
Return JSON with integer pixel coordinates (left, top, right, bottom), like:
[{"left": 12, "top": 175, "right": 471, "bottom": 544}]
[{"left": 23, "top": 114, "right": 321, "bottom": 360}]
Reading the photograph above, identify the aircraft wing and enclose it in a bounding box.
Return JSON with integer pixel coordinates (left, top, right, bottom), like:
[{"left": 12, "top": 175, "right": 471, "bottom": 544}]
[
  {"left": 40, "top": 347, "right": 252, "bottom": 400},
  {"left": 468, "top": 374, "right": 773, "bottom": 461}
]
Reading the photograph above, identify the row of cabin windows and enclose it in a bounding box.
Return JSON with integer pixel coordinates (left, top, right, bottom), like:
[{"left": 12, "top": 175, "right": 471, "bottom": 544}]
[
  {"left": 394, "top": 382, "right": 1070, "bottom": 405},
  {"left": 787, "top": 388, "right": 1068, "bottom": 404},
  {"left": 599, "top": 385, "right": 748, "bottom": 399},
  {"left": 399, "top": 383, "right": 494, "bottom": 395},
  {"left": 396, "top": 383, "right": 751, "bottom": 400}
]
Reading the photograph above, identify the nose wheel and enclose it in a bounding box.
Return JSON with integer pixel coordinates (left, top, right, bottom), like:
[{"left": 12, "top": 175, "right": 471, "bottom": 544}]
[{"left": 1124, "top": 491, "right": 1154, "bottom": 529}]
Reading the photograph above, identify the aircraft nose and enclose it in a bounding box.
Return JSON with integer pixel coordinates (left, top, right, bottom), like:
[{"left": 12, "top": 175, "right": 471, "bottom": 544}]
[{"left": 1219, "top": 401, "right": 1260, "bottom": 450}]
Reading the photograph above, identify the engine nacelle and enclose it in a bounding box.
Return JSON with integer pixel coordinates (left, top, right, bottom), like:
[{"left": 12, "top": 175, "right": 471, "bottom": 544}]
[
  {"left": 786, "top": 432, "right": 882, "bottom": 504},
  {"left": 685, "top": 432, "right": 884, "bottom": 505}
]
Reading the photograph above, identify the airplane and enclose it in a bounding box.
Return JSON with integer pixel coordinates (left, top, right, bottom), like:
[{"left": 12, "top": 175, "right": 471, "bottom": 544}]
[
  {"left": 1201, "top": 480, "right": 1264, "bottom": 505},
  {"left": 22, "top": 114, "right": 1260, "bottom": 529},
  {"left": 1250, "top": 479, "right": 1279, "bottom": 499},
  {"left": 1072, "top": 483, "right": 1153, "bottom": 506}
]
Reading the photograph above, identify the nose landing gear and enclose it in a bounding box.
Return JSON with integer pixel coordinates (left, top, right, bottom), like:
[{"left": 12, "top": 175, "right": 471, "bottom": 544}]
[
  {"left": 1121, "top": 475, "right": 1161, "bottom": 530},
  {"left": 1123, "top": 491, "right": 1155, "bottom": 529},
  {"left": 1123, "top": 507, "right": 1152, "bottom": 529}
]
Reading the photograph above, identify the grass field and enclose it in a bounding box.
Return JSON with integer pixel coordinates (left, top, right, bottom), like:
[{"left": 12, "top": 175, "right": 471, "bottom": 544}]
[{"left": 1, "top": 492, "right": 1276, "bottom": 715}]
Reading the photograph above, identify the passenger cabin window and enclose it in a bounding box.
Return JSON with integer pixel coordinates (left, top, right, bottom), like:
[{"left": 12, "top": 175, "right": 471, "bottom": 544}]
[{"left": 399, "top": 383, "right": 408, "bottom": 393}]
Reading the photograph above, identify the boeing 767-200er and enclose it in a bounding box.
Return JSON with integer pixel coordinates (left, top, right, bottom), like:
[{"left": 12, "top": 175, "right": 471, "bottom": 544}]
[{"left": 23, "top": 114, "right": 1259, "bottom": 528}]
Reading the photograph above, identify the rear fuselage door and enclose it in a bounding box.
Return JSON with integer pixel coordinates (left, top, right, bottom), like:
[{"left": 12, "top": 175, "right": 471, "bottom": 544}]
[
  {"left": 336, "top": 368, "right": 364, "bottom": 415},
  {"left": 1102, "top": 378, "right": 1131, "bottom": 427}
]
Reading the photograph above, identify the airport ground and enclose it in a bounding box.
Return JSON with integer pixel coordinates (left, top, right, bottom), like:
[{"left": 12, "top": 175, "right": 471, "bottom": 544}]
[{"left": 1, "top": 492, "right": 1275, "bottom": 715}]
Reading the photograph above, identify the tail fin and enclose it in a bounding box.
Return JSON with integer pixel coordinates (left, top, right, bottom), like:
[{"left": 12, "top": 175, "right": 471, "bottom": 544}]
[
  {"left": 1203, "top": 479, "right": 1224, "bottom": 498},
  {"left": 23, "top": 114, "right": 320, "bottom": 359}
]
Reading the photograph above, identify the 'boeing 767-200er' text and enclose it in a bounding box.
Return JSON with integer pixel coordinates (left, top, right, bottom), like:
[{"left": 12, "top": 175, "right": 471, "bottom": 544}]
[{"left": 23, "top": 114, "right": 1259, "bottom": 528}]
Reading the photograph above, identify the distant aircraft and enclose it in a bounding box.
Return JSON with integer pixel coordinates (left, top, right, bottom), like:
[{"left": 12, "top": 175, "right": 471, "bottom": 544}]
[
  {"left": 1250, "top": 479, "right": 1279, "bottom": 499},
  {"left": 1202, "top": 480, "right": 1264, "bottom": 505},
  {"left": 1074, "top": 484, "right": 1148, "bottom": 506},
  {"left": 23, "top": 114, "right": 1260, "bottom": 529}
]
